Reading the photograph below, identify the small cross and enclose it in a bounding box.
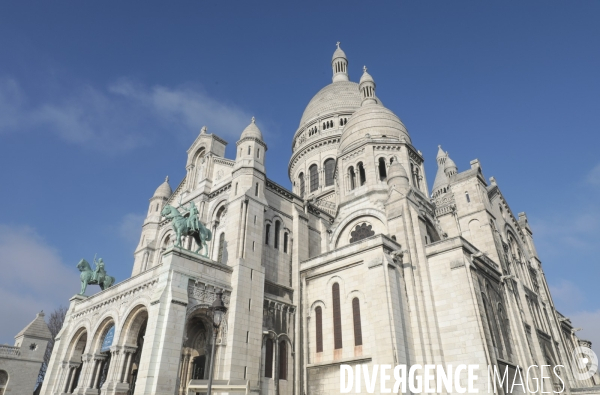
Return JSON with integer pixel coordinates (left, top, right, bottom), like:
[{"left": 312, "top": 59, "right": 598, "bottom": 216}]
[
  {"left": 251, "top": 116, "right": 255, "bottom": 123},
  {"left": 336, "top": 41, "right": 340, "bottom": 49},
  {"left": 363, "top": 65, "right": 367, "bottom": 73}
]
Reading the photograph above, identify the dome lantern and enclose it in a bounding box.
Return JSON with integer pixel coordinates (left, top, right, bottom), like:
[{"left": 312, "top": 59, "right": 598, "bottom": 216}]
[
  {"left": 359, "top": 66, "right": 377, "bottom": 106},
  {"left": 331, "top": 42, "right": 349, "bottom": 83}
]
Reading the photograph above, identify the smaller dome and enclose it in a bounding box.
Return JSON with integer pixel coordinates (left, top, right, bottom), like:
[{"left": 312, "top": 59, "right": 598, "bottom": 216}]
[
  {"left": 445, "top": 156, "right": 457, "bottom": 171},
  {"left": 240, "top": 117, "right": 263, "bottom": 140},
  {"left": 154, "top": 176, "right": 172, "bottom": 198},
  {"left": 359, "top": 67, "right": 374, "bottom": 84},
  {"left": 388, "top": 160, "right": 409, "bottom": 180},
  {"left": 332, "top": 42, "right": 347, "bottom": 61},
  {"left": 339, "top": 103, "right": 411, "bottom": 153},
  {"left": 387, "top": 160, "right": 410, "bottom": 191}
]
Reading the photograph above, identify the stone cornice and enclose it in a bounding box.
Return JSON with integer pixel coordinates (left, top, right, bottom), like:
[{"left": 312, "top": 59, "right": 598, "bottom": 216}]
[
  {"left": 288, "top": 137, "right": 340, "bottom": 177},
  {"left": 236, "top": 136, "right": 268, "bottom": 150},
  {"left": 71, "top": 277, "right": 160, "bottom": 319},
  {"left": 265, "top": 179, "right": 300, "bottom": 202},
  {"left": 213, "top": 157, "right": 234, "bottom": 167}
]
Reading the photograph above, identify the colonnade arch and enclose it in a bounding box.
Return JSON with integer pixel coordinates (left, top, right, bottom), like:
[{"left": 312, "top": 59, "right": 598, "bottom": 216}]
[{"left": 56, "top": 304, "right": 150, "bottom": 395}]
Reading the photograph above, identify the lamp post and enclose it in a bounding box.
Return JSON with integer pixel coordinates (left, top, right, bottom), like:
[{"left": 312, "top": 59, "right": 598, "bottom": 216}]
[{"left": 207, "top": 291, "right": 227, "bottom": 395}]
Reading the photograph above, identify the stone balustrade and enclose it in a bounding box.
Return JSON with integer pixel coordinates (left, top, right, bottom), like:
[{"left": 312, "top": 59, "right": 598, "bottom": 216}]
[{"left": 0, "top": 345, "right": 20, "bottom": 357}]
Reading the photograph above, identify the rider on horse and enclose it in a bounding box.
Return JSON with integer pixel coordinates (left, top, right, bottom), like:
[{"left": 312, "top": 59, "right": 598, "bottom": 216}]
[
  {"left": 92, "top": 258, "right": 106, "bottom": 283},
  {"left": 187, "top": 202, "right": 200, "bottom": 233}
]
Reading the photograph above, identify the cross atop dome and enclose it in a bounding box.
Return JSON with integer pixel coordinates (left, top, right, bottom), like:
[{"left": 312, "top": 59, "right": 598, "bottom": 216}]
[
  {"left": 336, "top": 41, "right": 341, "bottom": 49},
  {"left": 251, "top": 116, "right": 255, "bottom": 123}
]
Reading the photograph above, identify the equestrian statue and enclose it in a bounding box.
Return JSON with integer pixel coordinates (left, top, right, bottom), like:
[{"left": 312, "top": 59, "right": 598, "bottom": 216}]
[
  {"left": 161, "top": 202, "right": 212, "bottom": 257},
  {"left": 77, "top": 256, "right": 116, "bottom": 295}
]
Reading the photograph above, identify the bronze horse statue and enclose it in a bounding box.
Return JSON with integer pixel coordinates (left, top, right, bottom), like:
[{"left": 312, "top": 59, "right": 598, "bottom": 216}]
[
  {"left": 161, "top": 204, "right": 212, "bottom": 256},
  {"left": 77, "top": 258, "right": 115, "bottom": 295}
]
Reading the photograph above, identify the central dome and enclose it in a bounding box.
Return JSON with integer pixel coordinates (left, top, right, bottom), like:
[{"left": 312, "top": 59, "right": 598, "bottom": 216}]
[{"left": 298, "top": 81, "right": 362, "bottom": 128}]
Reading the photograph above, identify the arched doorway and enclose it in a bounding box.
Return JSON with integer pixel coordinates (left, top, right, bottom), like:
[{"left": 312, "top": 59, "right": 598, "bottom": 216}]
[
  {"left": 118, "top": 306, "right": 149, "bottom": 395},
  {"left": 178, "top": 310, "right": 212, "bottom": 395},
  {"left": 62, "top": 328, "right": 88, "bottom": 394},
  {"left": 127, "top": 320, "right": 147, "bottom": 395},
  {"left": 97, "top": 325, "right": 115, "bottom": 390},
  {"left": 0, "top": 370, "right": 8, "bottom": 395}
]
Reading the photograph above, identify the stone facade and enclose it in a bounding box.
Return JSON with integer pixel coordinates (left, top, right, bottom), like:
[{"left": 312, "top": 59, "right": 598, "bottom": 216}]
[
  {"left": 40, "top": 44, "right": 599, "bottom": 395},
  {"left": 0, "top": 312, "right": 52, "bottom": 395}
]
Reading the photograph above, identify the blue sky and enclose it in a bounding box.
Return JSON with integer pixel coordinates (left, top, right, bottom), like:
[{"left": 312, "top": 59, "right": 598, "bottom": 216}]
[{"left": 0, "top": 1, "right": 598, "bottom": 350}]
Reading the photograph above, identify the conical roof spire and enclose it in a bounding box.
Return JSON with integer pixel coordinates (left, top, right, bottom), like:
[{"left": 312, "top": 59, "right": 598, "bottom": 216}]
[
  {"left": 432, "top": 145, "right": 450, "bottom": 197},
  {"left": 444, "top": 152, "right": 458, "bottom": 177},
  {"left": 15, "top": 312, "right": 52, "bottom": 340}
]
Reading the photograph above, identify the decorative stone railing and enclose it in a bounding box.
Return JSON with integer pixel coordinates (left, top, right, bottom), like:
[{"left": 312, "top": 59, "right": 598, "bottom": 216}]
[{"left": 0, "top": 344, "right": 20, "bottom": 357}]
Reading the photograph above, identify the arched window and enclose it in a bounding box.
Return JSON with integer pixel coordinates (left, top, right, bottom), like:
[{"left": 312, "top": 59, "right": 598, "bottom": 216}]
[
  {"left": 349, "top": 166, "right": 356, "bottom": 190},
  {"left": 332, "top": 283, "right": 342, "bottom": 349},
  {"left": 482, "top": 295, "right": 497, "bottom": 348},
  {"left": 299, "top": 173, "right": 305, "bottom": 197},
  {"left": 309, "top": 164, "right": 319, "bottom": 192},
  {"left": 235, "top": 183, "right": 238, "bottom": 195},
  {"left": 357, "top": 162, "right": 366, "bottom": 186},
  {"left": 217, "top": 232, "right": 225, "bottom": 263},
  {"left": 255, "top": 182, "right": 259, "bottom": 197},
  {"left": 247, "top": 146, "right": 251, "bottom": 155},
  {"left": 0, "top": 370, "right": 9, "bottom": 395},
  {"left": 378, "top": 158, "right": 387, "bottom": 181},
  {"left": 265, "top": 224, "right": 271, "bottom": 245},
  {"left": 324, "top": 159, "right": 335, "bottom": 186},
  {"left": 274, "top": 221, "right": 281, "bottom": 249},
  {"left": 498, "top": 304, "right": 513, "bottom": 357},
  {"left": 466, "top": 191, "right": 471, "bottom": 203},
  {"left": 279, "top": 340, "right": 287, "bottom": 380},
  {"left": 350, "top": 223, "right": 375, "bottom": 243},
  {"left": 352, "top": 298, "right": 363, "bottom": 346},
  {"left": 257, "top": 148, "right": 260, "bottom": 158},
  {"left": 283, "top": 233, "right": 289, "bottom": 253},
  {"left": 315, "top": 306, "right": 323, "bottom": 353},
  {"left": 264, "top": 338, "right": 273, "bottom": 378}
]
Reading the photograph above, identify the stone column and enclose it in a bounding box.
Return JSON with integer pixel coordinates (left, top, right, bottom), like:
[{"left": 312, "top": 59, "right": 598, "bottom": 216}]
[
  {"left": 107, "top": 346, "right": 123, "bottom": 386},
  {"left": 65, "top": 362, "right": 81, "bottom": 394},
  {"left": 120, "top": 346, "right": 137, "bottom": 383},
  {"left": 178, "top": 352, "right": 190, "bottom": 395},
  {"left": 121, "top": 352, "right": 133, "bottom": 384},
  {"left": 63, "top": 364, "right": 74, "bottom": 394},
  {"left": 74, "top": 354, "right": 92, "bottom": 393},
  {"left": 92, "top": 355, "right": 106, "bottom": 390},
  {"left": 86, "top": 359, "right": 98, "bottom": 389}
]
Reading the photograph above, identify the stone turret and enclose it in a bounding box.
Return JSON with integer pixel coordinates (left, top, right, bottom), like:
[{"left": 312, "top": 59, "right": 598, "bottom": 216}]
[
  {"left": 131, "top": 176, "right": 172, "bottom": 275},
  {"left": 331, "top": 42, "right": 349, "bottom": 83},
  {"left": 432, "top": 145, "right": 450, "bottom": 198},
  {"left": 1, "top": 312, "right": 52, "bottom": 395}
]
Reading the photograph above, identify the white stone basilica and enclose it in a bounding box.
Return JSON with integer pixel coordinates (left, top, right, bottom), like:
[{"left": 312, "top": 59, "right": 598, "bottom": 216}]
[{"left": 40, "top": 44, "right": 599, "bottom": 395}]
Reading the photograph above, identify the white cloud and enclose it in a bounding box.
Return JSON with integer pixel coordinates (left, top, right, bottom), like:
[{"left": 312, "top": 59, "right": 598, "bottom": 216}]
[
  {"left": 118, "top": 213, "right": 145, "bottom": 247},
  {"left": 0, "top": 225, "right": 79, "bottom": 344},
  {"left": 0, "top": 76, "right": 253, "bottom": 151},
  {"left": 586, "top": 163, "right": 600, "bottom": 187}
]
